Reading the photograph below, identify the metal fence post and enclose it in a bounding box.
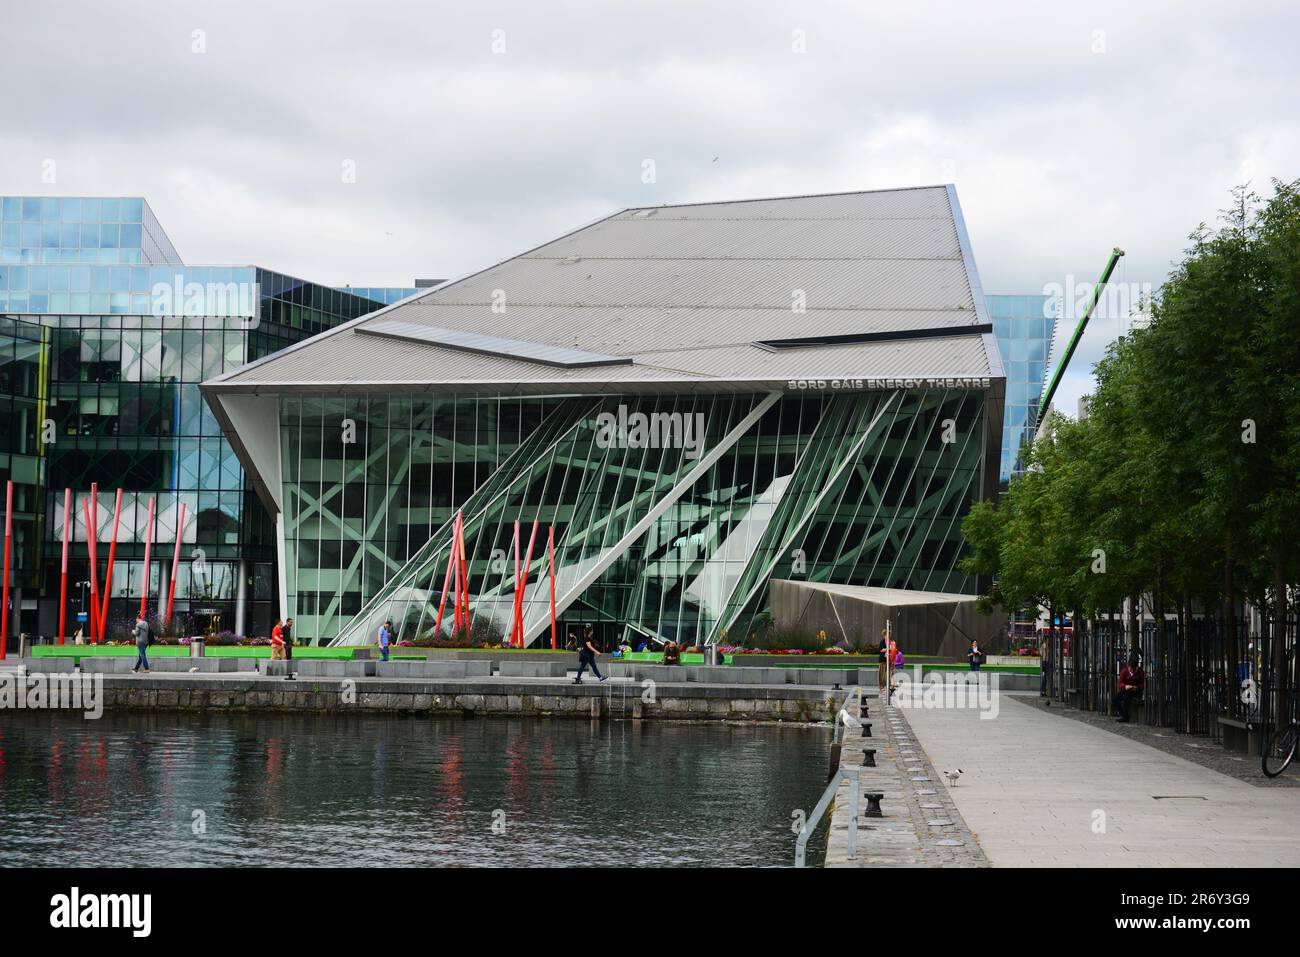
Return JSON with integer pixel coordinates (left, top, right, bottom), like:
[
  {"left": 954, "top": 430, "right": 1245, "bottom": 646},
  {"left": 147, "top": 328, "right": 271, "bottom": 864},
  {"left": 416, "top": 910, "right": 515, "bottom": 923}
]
[{"left": 846, "top": 768, "right": 860, "bottom": 860}]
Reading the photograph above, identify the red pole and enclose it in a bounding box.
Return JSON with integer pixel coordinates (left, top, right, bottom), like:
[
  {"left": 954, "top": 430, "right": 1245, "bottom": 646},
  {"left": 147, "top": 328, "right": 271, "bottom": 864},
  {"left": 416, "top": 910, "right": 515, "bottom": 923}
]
[
  {"left": 138, "top": 497, "right": 155, "bottom": 620},
  {"left": 452, "top": 512, "right": 463, "bottom": 634},
  {"left": 166, "top": 502, "right": 186, "bottom": 626},
  {"left": 98, "top": 488, "right": 123, "bottom": 641},
  {"left": 458, "top": 513, "right": 471, "bottom": 630},
  {"left": 59, "top": 488, "right": 71, "bottom": 645},
  {"left": 85, "top": 493, "right": 100, "bottom": 642},
  {"left": 88, "top": 484, "right": 99, "bottom": 641},
  {"left": 464, "top": 520, "right": 479, "bottom": 634},
  {"left": 514, "top": 520, "right": 539, "bottom": 648},
  {"left": 548, "top": 525, "right": 557, "bottom": 650},
  {"left": 0, "top": 480, "right": 10, "bottom": 660},
  {"left": 512, "top": 520, "right": 521, "bottom": 644},
  {"left": 433, "top": 536, "right": 456, "bottom": 636}
]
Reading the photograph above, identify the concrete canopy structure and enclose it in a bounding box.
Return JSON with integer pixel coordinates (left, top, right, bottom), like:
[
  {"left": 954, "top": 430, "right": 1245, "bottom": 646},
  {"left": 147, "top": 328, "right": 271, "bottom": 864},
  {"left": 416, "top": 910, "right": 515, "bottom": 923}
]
[
  {"left": 770, "top": 579, "right": 1009, "bottom": 658},
  {"left": 203, "top": 186, "right": 1005, "bottom": 646}
]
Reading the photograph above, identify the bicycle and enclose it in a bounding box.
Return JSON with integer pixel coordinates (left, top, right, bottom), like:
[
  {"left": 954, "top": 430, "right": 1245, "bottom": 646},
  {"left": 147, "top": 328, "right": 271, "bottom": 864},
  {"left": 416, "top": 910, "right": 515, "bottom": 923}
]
[{"left": 1262, "top": 718, "right": 1299, "bottom": 778}]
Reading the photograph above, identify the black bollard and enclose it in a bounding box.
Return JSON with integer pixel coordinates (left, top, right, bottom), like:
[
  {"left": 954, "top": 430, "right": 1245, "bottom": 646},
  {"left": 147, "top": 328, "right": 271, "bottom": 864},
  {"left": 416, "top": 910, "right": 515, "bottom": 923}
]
[
  {"left": 863, "top": 792, "right": 884, "bottom": 818},
  {"left": 862, "top": 748, "right": 876, "bottom": 767},
  {"left": 862, "top": 722, "right": 872, "bottom": 738}
]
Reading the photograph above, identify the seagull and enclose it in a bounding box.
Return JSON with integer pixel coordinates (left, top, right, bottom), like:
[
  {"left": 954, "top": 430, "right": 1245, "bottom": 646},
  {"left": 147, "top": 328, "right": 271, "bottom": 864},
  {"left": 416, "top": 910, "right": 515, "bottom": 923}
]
[
  {"left": 837, "top": 708, "right": 862, "bottom": 730},
  {"left": 945, "top": 768, "right": 963, "bottom": 787},
  {"left": 188, "top": 667, "right": 199, "bottom": 673}
]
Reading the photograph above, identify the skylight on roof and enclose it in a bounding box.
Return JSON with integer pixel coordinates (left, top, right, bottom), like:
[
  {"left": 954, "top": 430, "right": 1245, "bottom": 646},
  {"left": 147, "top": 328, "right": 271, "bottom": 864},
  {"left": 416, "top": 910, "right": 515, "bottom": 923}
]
[
  {"left": 357, "top": 320, "right": 633, "bottom": 368},
  {"left": 753, "top": 323, "right": 992, "bottom": 351}
]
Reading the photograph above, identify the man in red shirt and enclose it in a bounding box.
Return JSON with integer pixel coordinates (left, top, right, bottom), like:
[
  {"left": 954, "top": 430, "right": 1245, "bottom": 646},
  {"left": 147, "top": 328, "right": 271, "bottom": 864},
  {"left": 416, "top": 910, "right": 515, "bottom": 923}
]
[
  {"left": 1113, "top": 656, "right": 1145, "bottom": 723},
  {"left": 270, "top": 619, "right": 285, "bottom": 660}
]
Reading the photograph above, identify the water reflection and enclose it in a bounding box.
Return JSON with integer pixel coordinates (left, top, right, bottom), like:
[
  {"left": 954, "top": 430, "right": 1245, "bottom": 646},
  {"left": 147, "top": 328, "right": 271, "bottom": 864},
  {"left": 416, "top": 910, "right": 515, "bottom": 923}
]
[{"left": 0, "top": 713, "right": 830, "bottom": 867}]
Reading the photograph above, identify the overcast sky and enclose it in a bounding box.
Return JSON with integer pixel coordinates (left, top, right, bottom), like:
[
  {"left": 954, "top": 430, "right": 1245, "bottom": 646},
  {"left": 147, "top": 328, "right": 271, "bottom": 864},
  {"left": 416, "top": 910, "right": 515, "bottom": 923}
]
[{"left": 3, "top": 0, "right": 1297, "bottom": 414}]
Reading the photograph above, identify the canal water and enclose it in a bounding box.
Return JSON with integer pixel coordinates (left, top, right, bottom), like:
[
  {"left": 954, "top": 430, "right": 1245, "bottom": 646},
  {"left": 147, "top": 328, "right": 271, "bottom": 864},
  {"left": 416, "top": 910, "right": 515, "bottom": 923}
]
[{"left": 0, "top": 712, "right": 831, "bottom": 867}]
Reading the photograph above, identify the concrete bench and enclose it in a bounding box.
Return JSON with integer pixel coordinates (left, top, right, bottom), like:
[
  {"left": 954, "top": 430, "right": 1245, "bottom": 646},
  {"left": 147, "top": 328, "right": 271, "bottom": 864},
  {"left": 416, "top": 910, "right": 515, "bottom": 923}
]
[
  {"left": 376, "top": 660, "right": 470, "bottom": 679},
  {"left": 23, "top": 656, "right": 76, "bottom": 673},
  {"left": 372, "top": 659, "right": 490, "bottom": 679},
  {"left": 1218, "top": 716, "right": 1262, "bottom": 755},
  {"left": 259, "top": 660, "right": 292, "bottom": 677},
  {"left": 497, "top": 660, "right": 569, "bottom": 679},
  {"left": 786, "top": 667, "right": 857, "bottom": 686},
  {"left": 292, "top": 660, "right": 375, "bottom": 678},
  {"left": 632, "top": 663, "right": 689, "bottom": 683},
  {"left": 149, "top": 657, "right": 242, "bottom": 673},
  {"left": 81, "top": 656, "right": 138, "bottom": 673}
]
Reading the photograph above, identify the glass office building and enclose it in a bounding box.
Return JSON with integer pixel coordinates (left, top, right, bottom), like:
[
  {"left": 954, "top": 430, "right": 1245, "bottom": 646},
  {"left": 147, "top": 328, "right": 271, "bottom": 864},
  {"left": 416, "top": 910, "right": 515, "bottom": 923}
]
[
  {"left": 986, "top": 294, "right": 1056, "bottom": 484},
  {"left": 0, "top": 195, "right": 415, "bottom": 640},
  {"left": 206, "top": 186, "right": 1008, "bottom": 646}
]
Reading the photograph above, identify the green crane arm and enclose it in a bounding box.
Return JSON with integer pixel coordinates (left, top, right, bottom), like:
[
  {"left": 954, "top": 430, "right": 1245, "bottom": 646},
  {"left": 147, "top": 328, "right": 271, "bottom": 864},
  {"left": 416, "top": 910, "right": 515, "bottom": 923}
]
[{"left": 1037, "top": 246, "right": 1125, "bottom": 419}]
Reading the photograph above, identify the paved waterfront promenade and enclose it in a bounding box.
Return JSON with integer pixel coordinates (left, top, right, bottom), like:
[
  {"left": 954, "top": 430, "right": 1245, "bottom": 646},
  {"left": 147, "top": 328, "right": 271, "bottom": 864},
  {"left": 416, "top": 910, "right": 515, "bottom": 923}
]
[
  {"left": 824, "top": 690, "right": 988, "bottom": 868},
  {"left": 901, "top": 692, "right": 1300, "bottom": 867}
]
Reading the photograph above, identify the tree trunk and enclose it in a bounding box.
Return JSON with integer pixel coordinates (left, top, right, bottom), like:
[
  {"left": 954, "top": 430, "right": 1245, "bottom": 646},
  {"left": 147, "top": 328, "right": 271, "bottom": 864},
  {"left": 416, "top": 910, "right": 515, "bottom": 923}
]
[
  {"left": 1092, "top": 614, "right": 1101, "bottom": 709},
  {"left": 1129, "top": 589, "right": 1141, "bottom": 661},
  {"left": 1273, "top": 559, "right": 1289, "bottom": 731},
  {"left": 1155, "top": 558, "right": 1166, "bottom": 725},
  {"left": 1181, "top": 595, "right": 1193, "bottom": 734},
  {"left": 1225, "top": 557, "right": 1239, "bottom": 720}
]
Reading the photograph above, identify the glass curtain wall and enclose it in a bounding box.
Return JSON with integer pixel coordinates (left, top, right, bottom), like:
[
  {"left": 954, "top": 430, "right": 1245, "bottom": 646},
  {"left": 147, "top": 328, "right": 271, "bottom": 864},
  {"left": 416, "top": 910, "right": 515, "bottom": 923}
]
[
  {"left": 986, "top": 294, "right": 1056, "bottom": 484},
  {"left": 0, "top": 315, "right": 50, "bottom": 588},
  {"left": 283, "top": 389, "right": 988, "bottom": 647}
]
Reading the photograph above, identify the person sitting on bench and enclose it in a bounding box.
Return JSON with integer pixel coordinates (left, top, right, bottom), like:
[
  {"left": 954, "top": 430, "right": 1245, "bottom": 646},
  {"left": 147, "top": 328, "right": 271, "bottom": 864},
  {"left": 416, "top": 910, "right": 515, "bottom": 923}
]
[{"left": 1113, "top": 655, "right": 1145, "bottom": 723}]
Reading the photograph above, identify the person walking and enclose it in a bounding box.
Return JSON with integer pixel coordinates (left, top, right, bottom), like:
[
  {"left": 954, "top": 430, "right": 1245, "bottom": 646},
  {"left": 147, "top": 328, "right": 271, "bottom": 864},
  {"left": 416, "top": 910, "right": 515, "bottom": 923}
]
[
  {"left": 270, "top": 619, "right": 285, "bottom": 660},
  {"left": 131, "top": 613, "right": 151, "bottom": 673},
  {"left": 574, "top": 632, "right": 607, "bottom": 683},
  {"left": 877, "top": 628, "right": 889, "bottom": 693},
  {"left": 967, "top": 639, "right": 984, "bottom": 673},
  {"left": 377, "top": 620, "right": 393, "bottom": 662}
]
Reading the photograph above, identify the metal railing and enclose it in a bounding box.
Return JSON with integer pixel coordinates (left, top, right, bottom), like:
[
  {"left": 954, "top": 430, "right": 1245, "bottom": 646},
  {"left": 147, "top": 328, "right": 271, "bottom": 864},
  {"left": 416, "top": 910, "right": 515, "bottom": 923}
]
[
  {"left": 798, "top": 690, "right": 871, "bottom": 867},
  {"left": 795, "top": 763, "right": 863, "bottom": 868},
  {"left": 1042, "top": 611, "right": 1296, "bottom": 738}
]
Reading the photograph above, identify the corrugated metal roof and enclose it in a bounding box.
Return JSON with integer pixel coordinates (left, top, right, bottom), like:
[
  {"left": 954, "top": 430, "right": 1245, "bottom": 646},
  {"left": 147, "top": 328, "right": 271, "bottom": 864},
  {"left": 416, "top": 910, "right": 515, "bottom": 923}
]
[
  {"left": 370, "top": 303, "right": 979, "bottom": 355},
  {"left": 205, "top": 185, "right": 999, "bottom": 395},
  {"left": 422, "top": 258, "right": 972, "bottom": 311}
]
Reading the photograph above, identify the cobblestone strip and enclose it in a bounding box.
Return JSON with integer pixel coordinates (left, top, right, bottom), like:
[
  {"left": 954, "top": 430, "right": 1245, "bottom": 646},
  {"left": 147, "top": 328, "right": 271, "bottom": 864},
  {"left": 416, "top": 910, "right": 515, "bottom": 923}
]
[{"left": 824, "top": 688, "right": 989, "bottom": 867}]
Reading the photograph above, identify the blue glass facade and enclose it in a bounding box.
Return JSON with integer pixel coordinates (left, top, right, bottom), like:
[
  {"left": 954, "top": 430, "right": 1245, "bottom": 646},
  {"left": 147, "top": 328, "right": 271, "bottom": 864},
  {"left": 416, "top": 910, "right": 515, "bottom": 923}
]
[
  {"left": 334, "top": 286, "right": 420, "bottom": 305},
  {"left": 0, "top": 195, "right": 412, "bottom": 640},
  {"left": 986, "top": 294, "right": 1056, "bottom": 485},
  {"left": 1, "top": 196, "right": 180, "bottom": 265}
]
